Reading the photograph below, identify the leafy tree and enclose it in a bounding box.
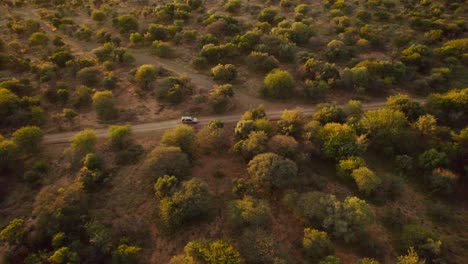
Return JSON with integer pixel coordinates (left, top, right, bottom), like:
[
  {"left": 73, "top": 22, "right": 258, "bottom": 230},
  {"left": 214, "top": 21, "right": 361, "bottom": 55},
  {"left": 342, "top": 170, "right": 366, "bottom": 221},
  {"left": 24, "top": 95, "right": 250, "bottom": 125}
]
[
  {"left": 277, "top": 109, "right": 304, "bottom": 138},
  {"left": 91, "top": 10, "right": 106, "bottom": 22},
  {"left": 247, "top": 152, "right": 298, "bottom": 189},
  {"left": 267, "top": 135, "right": 298, "bottom": 159},
  {"left": 83, "top": 152, "right": 103, "bottom": 171},
  {"left": 351, "top": 167, "right": 382, "bottom": 195},
  {"left": 12, "top": 126, "right": 43, "bottom": 153},
  {"left": 0, "top": 88, "right": 20, "bottom": 117},
  {"left": 159, "top": 178, "right": 213, "bottom": 232},
  {"left": 303, "top": 228, "right": 334, "bottom": 259},
  {"left": 0, "top": 218, "right": 25, "bottom": 245},
  {"left": 318, "top": 123, "right": 362, "bottom": 160},
  {"left": 48, "top": 247, "right": 79, "bottom": 264},
  {"left": 154, "top": 175, "right": 179, "bottom": 198},
  {"left": 135, "top": 64, "right": 157, "bottom": 90},
  {"left": 228, "top": 196, "right": 271, "bottom": 227},
  {"left": 107, "top": 125, "right": 132, "bottom": 150},
  {"left": 92, "top": 91, "right": 116, "bottom": 120},
  {"left": 233, "top": 131, "right": 268, "bottom": 160},
  {"left": 400, "top": 224, "right": 441, "bottom": 260},
  {"left": 71, "top": 129, "right": 97, "bottom": 155},
  {"left": 145, "top": 146, "right": 190, "bottom": 178},
  {"left": 262, "top": 69, "right": 295, "bottom": 99},
  {"left": 161, "top": 125, "right": 196, "bottom": 156},
  {"left": 211, "top": 64, "right": 237, "bottom": 83},
  {"left": 240, "top": 104, "right": 266, "bottom": 121},
  {"left": 112, "top": 244, "right": 142, "bottom": 264}
]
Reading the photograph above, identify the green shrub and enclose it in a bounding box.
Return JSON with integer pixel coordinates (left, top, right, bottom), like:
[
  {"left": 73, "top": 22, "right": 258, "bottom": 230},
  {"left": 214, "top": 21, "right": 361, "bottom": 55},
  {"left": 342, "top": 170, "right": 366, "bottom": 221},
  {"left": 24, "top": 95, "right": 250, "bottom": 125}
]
[
  {"left": 92, "top": 91, "right": 116, "bottom": 120},
  {"left": 262, "top": 69, "right": 294, "bottom": 99},
  {"left": 77, "top": 67, "right": 102, "bottom": 87},
  {"left": 134, "top": 64, "right": 157, "bottom": 90},
  {"left": 245, "top": 52, "right": 279, "bottom": 73},
  {"left": 211, "top": 64, "right": 237, "bottom": 83},
  {"left": 351, "top": 167, "right": 382, "bottom": 195},
  {"left": 151, "top": 40, "right": 173, "bottom": 58},
  {"left": 12, "top": 126, "right": 43, "bottom": 154},
  {"left": 29, "top": 32, "right": 48, "bottom": 46},
  {"left": 113, "top": 14, "right": 139, "bottom": 33},
  {"left": 145, "top": 146, "right": 190, "bottom": 178}
]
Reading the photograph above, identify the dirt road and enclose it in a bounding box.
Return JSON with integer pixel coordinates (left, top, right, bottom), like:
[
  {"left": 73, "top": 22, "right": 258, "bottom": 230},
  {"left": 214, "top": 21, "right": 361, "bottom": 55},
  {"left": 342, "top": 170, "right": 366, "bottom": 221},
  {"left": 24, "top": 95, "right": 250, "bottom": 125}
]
[{"left": 43, "top": 101, "right": 387, "bottom": 144}]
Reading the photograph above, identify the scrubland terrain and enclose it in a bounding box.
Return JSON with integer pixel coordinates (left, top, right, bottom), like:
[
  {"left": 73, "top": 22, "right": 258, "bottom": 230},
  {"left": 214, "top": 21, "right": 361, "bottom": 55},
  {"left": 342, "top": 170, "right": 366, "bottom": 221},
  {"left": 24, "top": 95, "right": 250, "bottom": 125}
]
[{"left": 0, "top": 0, "right": 467, "bottom": 263}]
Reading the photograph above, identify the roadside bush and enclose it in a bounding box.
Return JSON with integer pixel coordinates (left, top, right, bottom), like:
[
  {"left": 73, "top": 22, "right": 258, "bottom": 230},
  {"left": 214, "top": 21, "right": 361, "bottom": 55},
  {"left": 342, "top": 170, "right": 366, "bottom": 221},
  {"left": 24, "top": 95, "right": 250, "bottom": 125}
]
[
  {"left": 161, "top": 125, "right": 196, "bottom": 156},
  {"left": 92, "top": 91, "right": 116, "bottom": 121},
  {"left": 70, "top": 129, "right": 97, "bottom": 157},
  {"left": 228, "top": 196, "right": 271, "bottom": 227},
  {"left": 12, "top": 126, "right": 43, "bottom": 154},
  {"left": 145, "top": 146, "right": 190, "bottom": 178},
  {"left": 211, "top": 64, "right": 237, "bottom": 83},
  {"left": 313, "top": 104, "right": 346, "bottom": 124},
  {"left": 303, "top": 228, "right": 334, "bottom": 260},
  {"left": 247, "top": 152, "right": 298, "bottom": 189},
  {"left": 107, "top": 125, "right": 132, "bottom": 150},
  {"left": 277, "top": 109, "right": 304, "bottom": 138},
  {"left": 233, "top": 130, "right": 269, "bottom": 161},
  {"left": 196, "top": 123, "right": 228, "bottom": 154},
  {"left": 200, "top": 43, "right": 238, "bottom": 64}
]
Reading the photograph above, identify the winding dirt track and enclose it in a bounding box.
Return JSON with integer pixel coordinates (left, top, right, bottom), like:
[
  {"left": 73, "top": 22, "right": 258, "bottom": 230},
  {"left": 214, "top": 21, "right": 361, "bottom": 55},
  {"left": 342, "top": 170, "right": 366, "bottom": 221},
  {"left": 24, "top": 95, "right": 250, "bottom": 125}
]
[{"left": 43, "top": 101, "right": 387, "bottom": 144}]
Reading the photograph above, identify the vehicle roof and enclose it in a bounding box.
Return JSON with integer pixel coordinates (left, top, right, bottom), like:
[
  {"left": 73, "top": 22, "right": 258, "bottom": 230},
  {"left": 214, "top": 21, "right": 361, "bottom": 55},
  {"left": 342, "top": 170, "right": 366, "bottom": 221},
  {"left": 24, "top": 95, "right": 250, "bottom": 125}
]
[{"left": 181, "top": 116, "right": 193, "bottom": 119}]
